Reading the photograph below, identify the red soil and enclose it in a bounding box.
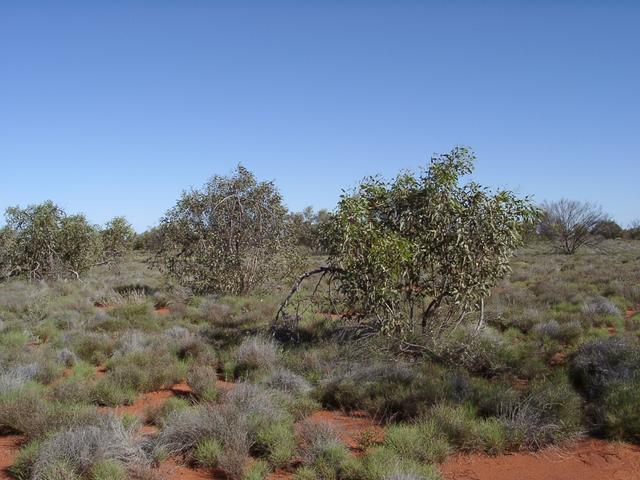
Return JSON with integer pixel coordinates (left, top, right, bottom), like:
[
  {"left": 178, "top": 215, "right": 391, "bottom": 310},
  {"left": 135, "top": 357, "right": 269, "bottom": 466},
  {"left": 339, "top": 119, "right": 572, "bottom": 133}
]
[
  {"left": 267, "top": 469, "right": 294, "bottom": 480},
  {"left": 439, "top": 438, "right": 640, "bottom": 480},
  {"left": 157, "top": 458, "right": 215, "bottom": 479},
  {"left": 303, "top": 410, "right": 383, "bottom": 451},
  {"left": 215, "top": 379, "right": 236, "bottom": 393},
  {"left": 155, "top": 307, "right": 170, "bottom": 315},
  {"left": 99, "top": 389, "right": 175, "bottom": 417},
  {"left": 98, "top": 380, "right": 233, "bottom": 420},
  {"left": 0, "top": 435, "right": 23, "bottom": 480}
]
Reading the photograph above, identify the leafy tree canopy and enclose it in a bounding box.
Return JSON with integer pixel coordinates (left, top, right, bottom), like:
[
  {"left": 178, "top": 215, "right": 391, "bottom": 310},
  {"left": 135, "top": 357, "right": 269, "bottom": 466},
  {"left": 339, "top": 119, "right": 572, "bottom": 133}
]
[
  {"left": 157, "top": 165, "right": 296, "bottom": 294},
  {"left": 279, "top": 147, "right": 538, "bottom": 339},
  {"left": 0, "top": 201, "right": 101, "bottom": 280}
]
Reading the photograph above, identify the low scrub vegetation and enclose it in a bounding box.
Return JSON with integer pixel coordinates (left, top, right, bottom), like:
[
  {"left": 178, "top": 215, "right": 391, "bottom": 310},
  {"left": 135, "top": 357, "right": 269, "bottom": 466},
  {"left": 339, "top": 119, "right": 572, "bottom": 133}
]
[{"left": 0, "top": 155, "right": 639, "bottom": 480}]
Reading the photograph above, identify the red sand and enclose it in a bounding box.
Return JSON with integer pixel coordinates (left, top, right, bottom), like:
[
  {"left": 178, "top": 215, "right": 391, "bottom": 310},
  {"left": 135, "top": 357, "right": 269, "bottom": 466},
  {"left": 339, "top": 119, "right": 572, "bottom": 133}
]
[
  {"left": 0, "top": 435, "right": 23, "bottom": 480},
  {"left": 99, "top": 389, "right": 175, "bottom": 417},
  {"left": 157, "top": 458, "right": 215, "bottom": 479},
  {"left": 303, "top": 410, "right": 382, "bottom": 451},
  {"left": 439, "top": 438, "right": 640, "bottom": 480}
]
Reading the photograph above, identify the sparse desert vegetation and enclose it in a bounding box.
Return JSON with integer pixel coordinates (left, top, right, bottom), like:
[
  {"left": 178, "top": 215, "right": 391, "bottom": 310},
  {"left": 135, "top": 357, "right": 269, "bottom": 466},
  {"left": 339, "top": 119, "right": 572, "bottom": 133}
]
[{"left": 0, "top": 153, "right": 639, "bottom": 480}]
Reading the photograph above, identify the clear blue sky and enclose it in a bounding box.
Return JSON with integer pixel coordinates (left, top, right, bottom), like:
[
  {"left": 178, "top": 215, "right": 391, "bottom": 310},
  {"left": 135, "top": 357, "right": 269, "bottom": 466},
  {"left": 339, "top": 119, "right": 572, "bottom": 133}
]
[{"left": 1, "top": 1, "right": 638, "bottom": 231}]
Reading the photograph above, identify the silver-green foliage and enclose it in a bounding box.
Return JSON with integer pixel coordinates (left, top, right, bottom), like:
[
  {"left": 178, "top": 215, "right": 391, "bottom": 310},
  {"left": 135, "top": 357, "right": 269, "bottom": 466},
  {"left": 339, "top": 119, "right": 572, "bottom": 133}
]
[
  {"left": 322, "top": 147, "right": 537, "bottom": 335},
  {"left": 100, "top": 216, "right": 136, "bottom": 262},
  {"left": 158, "top": 165, "right": 294, "bottom": 294},
  {"left": 0, "top": 201, "right": 101, "bottom": 280}
]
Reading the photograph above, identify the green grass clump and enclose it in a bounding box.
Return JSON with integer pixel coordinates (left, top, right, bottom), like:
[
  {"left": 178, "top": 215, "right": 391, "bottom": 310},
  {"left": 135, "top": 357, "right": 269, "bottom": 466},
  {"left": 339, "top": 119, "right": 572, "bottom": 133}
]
[
  {"left": 243, "top": 459, "right": 270, "bottom": 480},
  {"left": 254, "top": 420, "right": 296, "bottom": 467},
  {"left": 103, "top": 350, "right": 186, "bottom": 395},
  {"left": 90, "top": 459, "right": 128, "bottom": 480},
  {"left": 0, "top": 384, "right": 49, "bottom": 438},
  {"left": 146, "top": 396, "right": 190, "bottom": 426},
  {"left": 429, "top": 404, "right": 507, "bottom": 455},
  {"left": 73, "top": 333, "right": 115, "bottom": 365},
  {"left": 601, "top": 380, "right": 640, "bottom": 444},
  {"left": 383, "top": 420, "right": 451, "bottom": 463},
  {"left": 310, "top": 443, "right": 351, "bottom": 480},
  {"left": 8, "top": 440, "right": 41, "bottom": 480},
  {"left": 293, "top": 466, "right": 319, "bottom": 480},
  {"left": 186, "top": 365, "right": 219, "bottom": 401},
  {"left": 360, "top": 446, "right": 442, "bottom": 480},
  {"left": 39, "top": 460, "right": 81, "bottom": 480},
  {"left": 193, "top": 438, "right": 223, "bottom": 468},
  {"left": 91, "top": 378, "right": 137, "bottom": 406}
]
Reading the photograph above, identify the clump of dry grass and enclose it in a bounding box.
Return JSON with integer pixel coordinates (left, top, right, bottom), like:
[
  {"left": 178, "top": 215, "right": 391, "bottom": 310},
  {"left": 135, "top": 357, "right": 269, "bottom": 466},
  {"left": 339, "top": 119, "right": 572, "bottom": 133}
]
[
  {"left": 0, "top": 363, "right": 39, "bottom": 395},
  {"left": 298, "top": 420, "right": 345, "bottom": 465},
  {"left": 233, "top": 336, "right": 279, "bottom": 375},
  {"left": 582, "top": 296, "right": 620, "bottom": 318},
  {"left": 186, "top": 365, "right": 218, "bottom": 401},
  {"left": 31, "top": 414, "right": 148, "bottom": 480},
  {"left": 264, "top": 368, "right": 311, "bottom": 395},
  {"left": 153, "top": 404, "right": 251, "bottom": 478}
]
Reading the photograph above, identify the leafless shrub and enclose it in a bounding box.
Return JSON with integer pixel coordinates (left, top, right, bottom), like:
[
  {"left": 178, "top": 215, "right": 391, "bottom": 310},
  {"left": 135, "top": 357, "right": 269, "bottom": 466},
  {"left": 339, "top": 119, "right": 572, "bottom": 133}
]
[
  {"left": 540, "top": 199, "right": 609, "bottom": 254},
  {"left": 32, "top": 414, "right": 148, "bottom": 479}
]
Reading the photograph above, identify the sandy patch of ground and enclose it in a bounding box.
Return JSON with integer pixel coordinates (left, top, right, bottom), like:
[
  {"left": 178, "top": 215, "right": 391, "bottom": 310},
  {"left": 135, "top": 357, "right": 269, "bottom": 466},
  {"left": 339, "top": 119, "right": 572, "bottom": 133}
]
[
  {"left": 302, "top": 410, "right": 382, "bottom": 452},
  {"left": 439, "top": 438, "right": 640, "bottom": 480},
  {"left": 0, "top": 435, "right": 24, "bottom": 480}
]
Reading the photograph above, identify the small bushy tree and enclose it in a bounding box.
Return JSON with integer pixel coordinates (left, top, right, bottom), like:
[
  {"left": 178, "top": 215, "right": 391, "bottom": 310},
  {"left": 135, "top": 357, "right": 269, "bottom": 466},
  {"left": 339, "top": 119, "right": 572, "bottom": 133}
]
[
  {"left": 278, "top": 147, "right": 537, "bottom": 338},
  {"left": 288, "top": 207, "right": 331, "bottom": 253},
  {"left": 592, "top": 220, "right": 622, "bottom": 239},
  {"left": 1, "top": 201, "right": 101, "bottom": 280},
  {"left": 158, "top": 165, "right": 294, "bottom": 294},
  {"left": 0, "top": 226, "right": 18, "bottom": 280},
  {"left": 101, "top": 216, "right": 136, "bottom": 262},
  {"left": 540, "top": 199, "right": 609, "bottom": 254},
  {"left": 625, "top": 220, "right": 640, "bottom": 240}
]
